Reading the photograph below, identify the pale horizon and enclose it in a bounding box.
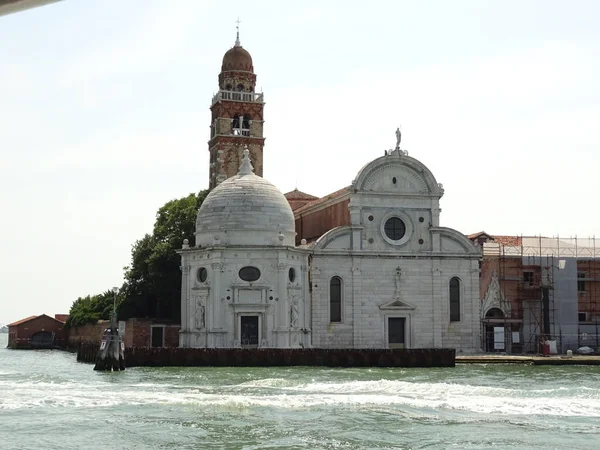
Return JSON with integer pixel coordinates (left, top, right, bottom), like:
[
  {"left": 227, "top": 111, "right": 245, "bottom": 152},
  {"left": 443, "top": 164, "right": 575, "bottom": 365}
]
[{"left": 1, "top": 0, "right": 599, "bottom": 325}]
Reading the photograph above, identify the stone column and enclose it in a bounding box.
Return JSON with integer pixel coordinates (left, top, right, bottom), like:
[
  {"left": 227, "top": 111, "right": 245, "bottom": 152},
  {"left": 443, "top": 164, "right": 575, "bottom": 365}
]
[
  {"left": 180, "top": 263, "right": 190, "bottom": 347},
  {"left": 431, "top": 263, "right": 443, "bottom": 348},
  {"left": 471, "top": 260, "right": 481, "bottom": 351},
  {"left": 276, "top": 261, "right": 288, "bottom": 347},
  {"left": 210, "top": 261, "right": 223, "bottom": 346}
]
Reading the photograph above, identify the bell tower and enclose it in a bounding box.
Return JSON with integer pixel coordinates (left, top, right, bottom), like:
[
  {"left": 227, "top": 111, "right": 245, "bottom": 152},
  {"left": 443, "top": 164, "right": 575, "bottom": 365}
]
[{"left": 208, "top": 25, "right": 265, "bottom": 189}]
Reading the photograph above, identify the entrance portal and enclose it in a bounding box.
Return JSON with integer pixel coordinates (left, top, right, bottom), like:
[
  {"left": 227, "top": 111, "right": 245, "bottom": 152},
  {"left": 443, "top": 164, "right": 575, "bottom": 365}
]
[
  {"left": 30, "top": 331, "right": 54, "bottom": 349},
  {"left": 388, "top": 317, "right": 406, "bottom": 349},
  {"left": 240, "top": 316, "right": 259, "bottom": 348},
  {"left": 484, "top": 308, "right": 504, "bottom": 352}
]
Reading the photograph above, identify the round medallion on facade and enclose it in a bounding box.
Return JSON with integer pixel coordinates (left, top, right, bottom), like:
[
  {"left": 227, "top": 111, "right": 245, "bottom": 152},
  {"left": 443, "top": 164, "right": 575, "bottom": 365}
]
[
  {"left": 384, "top": 217, "right": 406, "bottom": 241},
  {"left": 197, "top": 267, "right": 208, "bottom": 283},
  {"left": 239, "top": 266, "right": 261, "bottom": 282},
  {"left": 380, "top": 211, "right": 413, "bottom": 246}
]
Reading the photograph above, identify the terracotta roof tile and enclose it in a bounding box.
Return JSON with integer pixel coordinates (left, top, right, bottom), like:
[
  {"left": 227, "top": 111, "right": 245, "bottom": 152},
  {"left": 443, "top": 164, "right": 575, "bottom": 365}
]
[
  {"left": 294, "top": 186, "right": 351, "bottom": 215},
  {"left": 284, "top": 189, "right": 318, "bottom": 201},
  {"left": 54, "top": 314, "right": 69, "bottom": 323},
  {"left": 7, "top": 315, "right": 38, "bottom": 327}
]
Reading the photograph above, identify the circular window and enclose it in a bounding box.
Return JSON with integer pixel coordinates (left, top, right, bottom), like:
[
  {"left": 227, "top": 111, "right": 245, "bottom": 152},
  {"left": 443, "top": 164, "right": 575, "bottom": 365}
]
[
  {"left": 288, "top": 268, "right": 296, "bottom": 283},
  {"left": 384, "top": 217, "right": 406, "bottom": 241},
  {"left": 368, "top": 215, "right": 374, "bottom": 222},
  {"left": 197, "top": 267, "right": 207, "bottom": 283},
  {"left": 239, "top": 266, "right": 261, "bottom": 282}
]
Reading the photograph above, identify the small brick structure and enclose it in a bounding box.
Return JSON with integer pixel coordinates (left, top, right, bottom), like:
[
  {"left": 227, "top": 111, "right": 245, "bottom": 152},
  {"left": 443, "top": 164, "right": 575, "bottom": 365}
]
[
  {"left": 77, "top": 345, "right": 455, "bottom": 368},
  {"left": 68, "top": 318, "right": 179, "bottom": 350},
  {"left": 7, "top": 314, "right": 68, "bottom": 349}
]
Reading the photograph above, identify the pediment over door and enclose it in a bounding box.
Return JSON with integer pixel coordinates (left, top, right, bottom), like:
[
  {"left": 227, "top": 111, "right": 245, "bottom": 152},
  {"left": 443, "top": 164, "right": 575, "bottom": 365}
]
[{"left": 379, "top": 299, "right": 416, "bottom": 310}]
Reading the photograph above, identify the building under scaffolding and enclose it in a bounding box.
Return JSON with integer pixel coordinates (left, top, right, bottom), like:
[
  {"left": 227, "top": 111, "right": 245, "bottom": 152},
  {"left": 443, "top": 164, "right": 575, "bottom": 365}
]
[{"left": 469, "top": 234, "right": 600, "bottom": 354}]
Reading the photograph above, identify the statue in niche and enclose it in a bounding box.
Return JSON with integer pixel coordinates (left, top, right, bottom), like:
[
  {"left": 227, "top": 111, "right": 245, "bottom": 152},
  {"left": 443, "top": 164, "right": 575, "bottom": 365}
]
[
  {"left": 195, "top": 299, "right": 205, "bottom": 329},
  {"left": 290, "top": 300, "right": 299, "bottom": 328},
  {"left": 395, "top": 268, "right": 402, "bottom": 299}
]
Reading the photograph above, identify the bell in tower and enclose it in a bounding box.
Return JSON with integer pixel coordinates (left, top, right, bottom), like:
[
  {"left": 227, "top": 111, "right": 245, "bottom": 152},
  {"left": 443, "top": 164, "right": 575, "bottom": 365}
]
[{"left": 208, "top": 23, "right": 265, "bottom": 190}]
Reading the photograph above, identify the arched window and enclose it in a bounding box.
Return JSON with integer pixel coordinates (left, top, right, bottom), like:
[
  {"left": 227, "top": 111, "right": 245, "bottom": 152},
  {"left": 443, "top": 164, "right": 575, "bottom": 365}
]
[
  {"left": 242, "top": 114, "right": 251, "bottom": 130},
  {"left": 237, "top": 83, "right": 245, "bottom": 91},
  {"left": 449, "top": 277, "right": 460, "bottom": 322},
  {"left": 232, "top": 114, "right": 242, "bottom": 135},
  {"left": 330, "top": 276, "right": 342, "bottom": 323}
]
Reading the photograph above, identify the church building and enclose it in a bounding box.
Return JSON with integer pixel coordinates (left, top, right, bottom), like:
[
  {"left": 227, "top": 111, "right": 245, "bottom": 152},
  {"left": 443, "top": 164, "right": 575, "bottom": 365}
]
[{"left": 178, "top": 32, "right": 481, "bottom": 352}]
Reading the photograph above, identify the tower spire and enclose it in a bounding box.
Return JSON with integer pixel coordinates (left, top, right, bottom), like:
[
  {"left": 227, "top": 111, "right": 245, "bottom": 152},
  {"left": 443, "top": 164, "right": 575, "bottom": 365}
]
[
  {"left": 235, "top": 17, "right": 241, "bottom": 47},
  {"left": 238, "top": 146, "right": 254, "bottom": 176}
]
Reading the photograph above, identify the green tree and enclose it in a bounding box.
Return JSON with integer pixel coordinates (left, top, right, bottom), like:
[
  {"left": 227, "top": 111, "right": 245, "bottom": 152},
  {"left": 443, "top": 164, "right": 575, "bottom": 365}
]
[
  {"left": 65, "top": 290, "right": 120, "bottom": 328},
  {"left": 118, "top": 190, "right": 208, "bottom": 322}
]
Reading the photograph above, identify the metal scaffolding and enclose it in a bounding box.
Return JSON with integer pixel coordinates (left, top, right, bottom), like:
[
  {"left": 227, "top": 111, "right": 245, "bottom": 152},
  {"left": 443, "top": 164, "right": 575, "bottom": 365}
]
[{"left": 481, "top": 236, "right": 600, "bottom": 354}]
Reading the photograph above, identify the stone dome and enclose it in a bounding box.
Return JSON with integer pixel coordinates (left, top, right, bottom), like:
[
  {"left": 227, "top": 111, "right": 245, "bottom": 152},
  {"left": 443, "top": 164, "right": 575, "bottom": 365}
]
[
  {"left": 196, "top": 149, "right": 295, "bottom": 247},
  {"left": 221, "top": 45, "right": 254, "bottom": 72}
]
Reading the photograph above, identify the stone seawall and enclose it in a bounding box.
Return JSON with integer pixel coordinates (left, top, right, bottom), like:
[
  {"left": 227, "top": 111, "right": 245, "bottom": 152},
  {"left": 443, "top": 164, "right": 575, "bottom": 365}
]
[{"left": 77, "top": 344, "right": 455, "bottom": 368}]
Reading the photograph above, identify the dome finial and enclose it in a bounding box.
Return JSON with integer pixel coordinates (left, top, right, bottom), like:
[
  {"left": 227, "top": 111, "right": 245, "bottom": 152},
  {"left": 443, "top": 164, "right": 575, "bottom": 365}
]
[
  {"left": 235, "top": 17, "right": 241, "bottom": 47},
  {"left": 238, "top": 145, "right": 254, "bottom": 176}
]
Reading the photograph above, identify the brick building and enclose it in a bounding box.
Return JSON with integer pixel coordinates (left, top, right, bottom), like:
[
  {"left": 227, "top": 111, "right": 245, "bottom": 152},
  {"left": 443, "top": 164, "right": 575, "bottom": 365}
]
[
  {"left": 7, "top": 314, "right": 68, "bottom": 349},
  {"left": 469, "top": 233, "right": 600, "bottom": 353}
]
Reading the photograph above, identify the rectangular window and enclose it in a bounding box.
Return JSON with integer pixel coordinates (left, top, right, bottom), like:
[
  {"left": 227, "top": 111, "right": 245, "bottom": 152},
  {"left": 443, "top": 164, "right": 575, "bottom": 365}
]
[
  {"left": 578, "top": 272, "right": 586, "bottom": 292},
  {"left": 523, "top": 271, "right": 534, "bottom": 285},
  {"left": 151, "top": 326, "right": 164, "bottom": 348},
  {"left": 579, "top": 312, "right": 588, "bottom": 323}
]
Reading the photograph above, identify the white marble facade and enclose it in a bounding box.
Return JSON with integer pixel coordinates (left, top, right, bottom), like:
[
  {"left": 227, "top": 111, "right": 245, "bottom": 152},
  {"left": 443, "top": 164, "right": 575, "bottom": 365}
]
[
  {"left": 179, "top": 147, "right": 481, "bottom": 351},
  {"left": 309, "top": 148, "right": 481, "bottom": 351},
  {"left": 179, "top": 150, "right": 311, "bottom": 348}
]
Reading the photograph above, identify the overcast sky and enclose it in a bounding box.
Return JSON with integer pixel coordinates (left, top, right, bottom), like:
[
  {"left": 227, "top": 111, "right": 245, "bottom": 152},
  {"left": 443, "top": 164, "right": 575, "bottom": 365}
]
[{"left": 1, "top": 0, "right": 599, "bottom": 325}]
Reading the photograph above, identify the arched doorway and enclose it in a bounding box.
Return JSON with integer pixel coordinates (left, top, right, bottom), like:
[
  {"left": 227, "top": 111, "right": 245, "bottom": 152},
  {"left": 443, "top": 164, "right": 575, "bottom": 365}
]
[
  {"left": 30, "top": 331, "right": 54, "bottom": 349},
  {"left": 484, "top": 308, "right": 504, "bottom": 352}
]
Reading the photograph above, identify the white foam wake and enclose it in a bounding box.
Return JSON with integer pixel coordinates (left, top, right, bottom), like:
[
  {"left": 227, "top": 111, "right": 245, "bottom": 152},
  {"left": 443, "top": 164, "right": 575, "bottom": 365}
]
[{"left": 2, "top": 377, "right": 600, "bottom": 417}]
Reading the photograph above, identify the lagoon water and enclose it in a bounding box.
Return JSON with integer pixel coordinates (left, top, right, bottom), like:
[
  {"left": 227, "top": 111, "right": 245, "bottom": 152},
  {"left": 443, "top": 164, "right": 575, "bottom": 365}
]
[{"left": 1, "top": 334, "right": 599, "bottom": 450}]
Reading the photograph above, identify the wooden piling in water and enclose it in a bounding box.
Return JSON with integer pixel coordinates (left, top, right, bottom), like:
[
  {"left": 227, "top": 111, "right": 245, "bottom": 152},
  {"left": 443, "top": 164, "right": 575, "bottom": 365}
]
[{"left": 92, "top": 315, "right": 125, "bottom": 371}]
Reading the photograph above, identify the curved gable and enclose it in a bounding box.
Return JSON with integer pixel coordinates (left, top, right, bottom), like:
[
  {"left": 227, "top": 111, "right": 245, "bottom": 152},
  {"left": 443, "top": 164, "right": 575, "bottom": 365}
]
[
  {"left": 313, "top": 226, "right": 353, "bottom": 251},
  {"left": 433, "top": 227, "right": 481, "bottom": 255},
  {"left": 352, "top": 152, "right": 443, "bottom": 196}
]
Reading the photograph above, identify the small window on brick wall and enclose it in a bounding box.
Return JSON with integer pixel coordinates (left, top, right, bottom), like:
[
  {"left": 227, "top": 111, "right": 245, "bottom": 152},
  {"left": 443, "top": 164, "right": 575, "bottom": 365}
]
[{"left": 578, "top": 272, "right": 586, "bottom": 292}]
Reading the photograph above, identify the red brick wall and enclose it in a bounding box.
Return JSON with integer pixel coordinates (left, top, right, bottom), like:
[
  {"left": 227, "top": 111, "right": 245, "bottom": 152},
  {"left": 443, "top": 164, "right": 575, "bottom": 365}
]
[
  {"left": 127, "top": 318, "right": 179, "bottom": 348},
  {"left": 68, "top": 322, "right": 107, "bottom": 348},
  {"left": 69, "top": 319, "right": 181, "bottom": 348},
  {"left": 480, "top": 257, "right": 543, "bottom": 320},
  {"left": 577, "top": 260, "right": 600, "bottom": 321},
  {"left": 295, "top": 200, "right": 350, "bottom": 244}
]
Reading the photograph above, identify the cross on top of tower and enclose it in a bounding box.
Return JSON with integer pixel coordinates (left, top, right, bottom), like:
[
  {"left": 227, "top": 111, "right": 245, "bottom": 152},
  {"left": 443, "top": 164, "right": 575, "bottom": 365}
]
[{"left": 235, "top": 17, "right": 241, "bottom": 47}]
